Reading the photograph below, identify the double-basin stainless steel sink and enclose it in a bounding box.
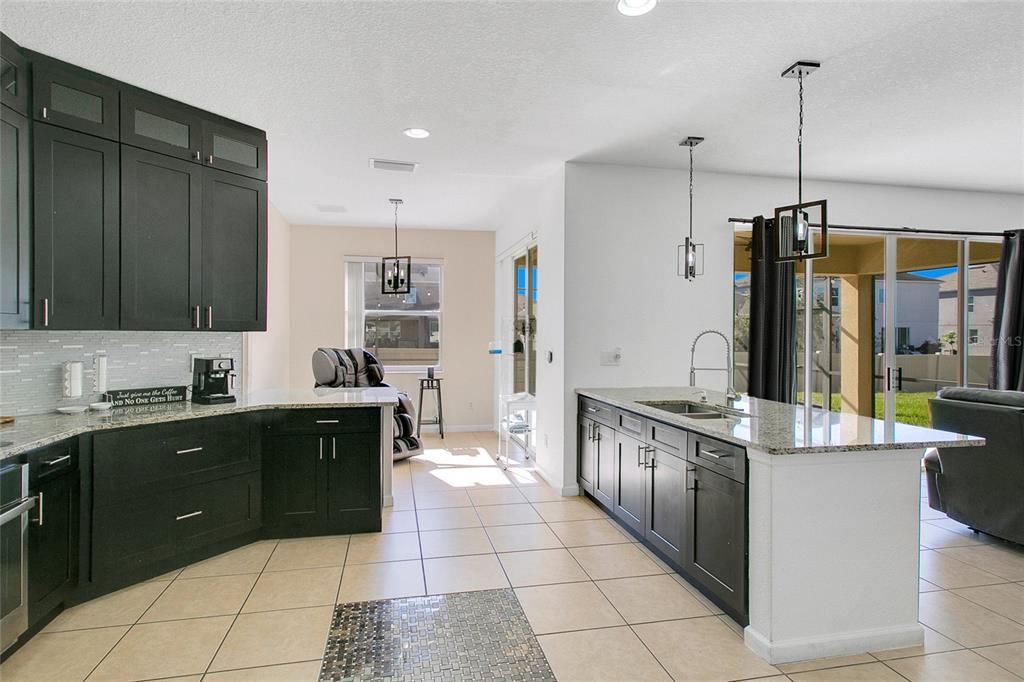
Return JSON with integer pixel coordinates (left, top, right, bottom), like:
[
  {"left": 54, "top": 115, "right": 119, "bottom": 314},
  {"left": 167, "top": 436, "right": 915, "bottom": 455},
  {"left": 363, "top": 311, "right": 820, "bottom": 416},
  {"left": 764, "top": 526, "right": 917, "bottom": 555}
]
[{"left": 636, "top": 400, "right": 748, "bottom": 420}]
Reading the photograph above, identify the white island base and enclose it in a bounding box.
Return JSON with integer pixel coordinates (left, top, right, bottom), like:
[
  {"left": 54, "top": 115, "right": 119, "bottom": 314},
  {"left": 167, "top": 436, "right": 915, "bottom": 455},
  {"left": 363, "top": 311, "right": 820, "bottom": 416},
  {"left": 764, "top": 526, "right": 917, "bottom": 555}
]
[{"left": 744, "top": 446, "right": 925, "bottom": 664}]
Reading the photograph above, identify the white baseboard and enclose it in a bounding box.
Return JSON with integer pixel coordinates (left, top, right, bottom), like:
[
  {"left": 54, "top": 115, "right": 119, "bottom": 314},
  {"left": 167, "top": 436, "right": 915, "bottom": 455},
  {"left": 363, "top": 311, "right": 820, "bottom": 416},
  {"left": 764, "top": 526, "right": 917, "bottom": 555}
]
[
  {"left": 561, "top": 483, "right": 580, "bottom": 496},
  {"left": 744, "top": 623, "right": 923, "bottom": 665},
  {"left": 418, "top": 424, "right": 495, "bottom": 433}
]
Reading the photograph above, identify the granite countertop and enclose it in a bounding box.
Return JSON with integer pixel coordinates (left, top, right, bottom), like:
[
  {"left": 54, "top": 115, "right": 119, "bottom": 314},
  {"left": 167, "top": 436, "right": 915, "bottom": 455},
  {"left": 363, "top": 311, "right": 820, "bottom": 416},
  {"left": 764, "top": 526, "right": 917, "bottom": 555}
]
[
  {"left": 577, "top": 386, "right": 985, "bottom": 455},
  {"left": 0, "top": 387, "right": 399, "bottom": 460}
]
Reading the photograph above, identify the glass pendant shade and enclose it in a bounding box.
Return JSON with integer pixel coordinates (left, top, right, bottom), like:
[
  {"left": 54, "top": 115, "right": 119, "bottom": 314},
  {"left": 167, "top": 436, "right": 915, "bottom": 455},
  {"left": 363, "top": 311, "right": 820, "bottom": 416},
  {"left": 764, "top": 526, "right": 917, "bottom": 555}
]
[{"left": 678, "top": 237, "right": 704, "bottom": 279}]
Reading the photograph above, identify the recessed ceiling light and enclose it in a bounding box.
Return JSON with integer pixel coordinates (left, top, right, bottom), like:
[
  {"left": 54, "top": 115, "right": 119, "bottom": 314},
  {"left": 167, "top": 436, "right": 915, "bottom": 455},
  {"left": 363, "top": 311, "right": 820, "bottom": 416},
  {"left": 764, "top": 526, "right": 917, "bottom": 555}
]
[
  {"left": 403, "top": 128, "right": 430, "bottom": 139},
  {"left": 616, "top": 0, "right": 656, "bottom": 16}
]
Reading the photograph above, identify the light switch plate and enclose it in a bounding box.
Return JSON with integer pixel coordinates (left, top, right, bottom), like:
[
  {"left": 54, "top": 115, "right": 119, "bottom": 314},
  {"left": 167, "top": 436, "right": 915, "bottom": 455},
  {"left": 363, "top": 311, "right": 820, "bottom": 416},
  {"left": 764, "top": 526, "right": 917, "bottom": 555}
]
[{"left": 600, "top": 348, "right": 622, "bottom": 366}]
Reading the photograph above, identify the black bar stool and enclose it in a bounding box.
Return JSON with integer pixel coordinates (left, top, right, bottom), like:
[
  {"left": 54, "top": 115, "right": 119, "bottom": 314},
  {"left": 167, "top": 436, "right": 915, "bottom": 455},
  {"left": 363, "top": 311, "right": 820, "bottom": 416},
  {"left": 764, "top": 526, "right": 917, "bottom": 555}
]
[{"left": 417, "top": 377, "right": 444, "bottom": 438}]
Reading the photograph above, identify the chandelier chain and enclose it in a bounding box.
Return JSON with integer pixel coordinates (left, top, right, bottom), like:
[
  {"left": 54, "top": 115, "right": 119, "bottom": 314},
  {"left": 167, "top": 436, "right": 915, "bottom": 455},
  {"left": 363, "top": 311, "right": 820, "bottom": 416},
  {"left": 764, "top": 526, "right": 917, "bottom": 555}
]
[
  {"left": 688, "top": 144, "right": 694, "bottom": 239},
  {"left": 393, "top": 201, "right": 399, "bottom": 257},
  {"left": 798, "top": 70, "right": 804, "bottom": 207}
]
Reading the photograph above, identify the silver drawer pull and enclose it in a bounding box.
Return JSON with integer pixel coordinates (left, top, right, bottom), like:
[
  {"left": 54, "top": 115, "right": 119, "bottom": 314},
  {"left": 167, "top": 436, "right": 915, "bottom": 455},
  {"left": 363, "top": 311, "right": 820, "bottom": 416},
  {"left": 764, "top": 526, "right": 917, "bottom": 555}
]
[
  {"left": 176, "top": 510, "right": 203, "bottom": 521},
  {"left": 43, "top": 454, "right": 71, "bottom": 467},
  {"left": 699, "top": 448, "right": 728, "bottom": 460},
  {"left": 585, "top": 407, "right": 598, "bottom": 413},
  {"left": 316, "top": 419, "right": 339, "bottom": 424},
  {"left": 176, "top": 447, "right": 204, "bottom": 455}
]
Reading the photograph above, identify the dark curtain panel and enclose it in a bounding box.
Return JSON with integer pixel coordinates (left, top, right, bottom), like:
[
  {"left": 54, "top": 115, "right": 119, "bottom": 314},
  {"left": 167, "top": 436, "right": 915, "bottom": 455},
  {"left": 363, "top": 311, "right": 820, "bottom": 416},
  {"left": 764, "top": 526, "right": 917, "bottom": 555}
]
[
  {"left": 990, "top": 229, "right": 1024, "bottom": 391},
  {"left": 747, "top": 216, "right": 796, "bottom": 403}
]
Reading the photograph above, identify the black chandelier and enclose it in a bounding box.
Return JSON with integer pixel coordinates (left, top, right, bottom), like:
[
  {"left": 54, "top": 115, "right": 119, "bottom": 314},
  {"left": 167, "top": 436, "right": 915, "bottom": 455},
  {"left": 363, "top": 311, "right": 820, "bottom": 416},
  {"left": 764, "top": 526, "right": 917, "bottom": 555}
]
[
  {"left": 678, "top": 136, "right": 704, "bottom": 280},
  {"left": 774, "top": 60, "right": 828, "bottom": 262},
  {"left": 382, "top": 198, "right": 412, "bottom": 295}
]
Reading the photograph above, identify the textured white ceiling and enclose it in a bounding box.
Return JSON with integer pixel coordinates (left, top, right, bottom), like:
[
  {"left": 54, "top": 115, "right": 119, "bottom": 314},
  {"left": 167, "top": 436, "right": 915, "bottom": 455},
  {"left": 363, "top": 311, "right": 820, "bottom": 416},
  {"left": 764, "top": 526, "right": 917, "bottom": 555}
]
[{"left": 3, "top": 1, "right": 1022, "bottom": 230}]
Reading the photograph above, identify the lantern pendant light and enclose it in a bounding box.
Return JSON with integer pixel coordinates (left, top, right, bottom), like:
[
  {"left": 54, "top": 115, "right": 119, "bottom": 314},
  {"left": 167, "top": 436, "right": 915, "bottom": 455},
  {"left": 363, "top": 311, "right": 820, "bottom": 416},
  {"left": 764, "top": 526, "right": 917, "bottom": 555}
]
[
  {"left": 678, "top": 136, "right": 704, "bottom": 280},
  {"left": 382, "top": 198, "right": 412, "bottom": 295},
  {"left": 774, "top": 60, "right": 828, "bottom": 262}
]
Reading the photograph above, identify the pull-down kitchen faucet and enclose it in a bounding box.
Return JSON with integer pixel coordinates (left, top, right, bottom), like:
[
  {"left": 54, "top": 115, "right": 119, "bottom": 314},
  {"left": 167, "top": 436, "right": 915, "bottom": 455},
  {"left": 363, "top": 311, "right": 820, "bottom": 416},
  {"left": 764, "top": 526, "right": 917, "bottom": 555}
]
[{"left": 689, "top": 329, "right": 739, "bottom": 401}]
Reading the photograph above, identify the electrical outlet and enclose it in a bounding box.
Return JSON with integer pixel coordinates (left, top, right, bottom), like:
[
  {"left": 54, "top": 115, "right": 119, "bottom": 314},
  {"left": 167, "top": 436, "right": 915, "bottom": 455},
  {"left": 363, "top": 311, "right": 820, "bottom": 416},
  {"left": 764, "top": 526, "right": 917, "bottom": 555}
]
[{"left": 600, "top": 347, "right": 622, "bottom": 366}]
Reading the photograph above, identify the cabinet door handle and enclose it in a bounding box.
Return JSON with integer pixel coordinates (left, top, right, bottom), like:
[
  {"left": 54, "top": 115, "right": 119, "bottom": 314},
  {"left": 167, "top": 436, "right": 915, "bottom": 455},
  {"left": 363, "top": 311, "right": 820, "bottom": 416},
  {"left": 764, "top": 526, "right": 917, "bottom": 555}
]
[
  {"left": 207, "top": 155, "right": 214, "bottom": 164},
  {"left": 43, "top": 454, "right": 71, "bottom": 467},
  {"left": 175, "top": 510, "right": 203, "bottom": 521},
  {"left": 193, "top": 305, "right": 201, "bottom": 328},
  {"left": 643, "top": 446, "right": 656, "bottom": 469},
  {"left": 585, "top": 406, "right": 598, "bottom": 414},
  {"left": 35, "top": 491, "right": 44, "bottom": 526},
  {"left": 42, "top": 298, "right": 50, "bottom": 327},
  {"left": 594, "top": 429, "right": 601, "bottom": 444},
  {"left": 319, "top": 437, "right": 324, "bottom": 461},
  {"left": 637, "top": 444, "right": 644, "bottom": 468},
  {"left": 193, "top": 151, "right": 201, "bottom": 161},
  {"left": 206, "top": 305, "right": 213, "bottom": 329},
  {"left": 41, "top": 106, "right": 48, "bottom": 119},
  {"left": 176, "top": 447, "right": 203, "bottom": 455},
  {"left": 316, "top": 419, "right": 339, "bottom": 424},
  {"left": 332, "top": 437, "right": 336, "bottom": 460},
  {"left": 699, "top": 447, "right": 727, "bottom": 460}
]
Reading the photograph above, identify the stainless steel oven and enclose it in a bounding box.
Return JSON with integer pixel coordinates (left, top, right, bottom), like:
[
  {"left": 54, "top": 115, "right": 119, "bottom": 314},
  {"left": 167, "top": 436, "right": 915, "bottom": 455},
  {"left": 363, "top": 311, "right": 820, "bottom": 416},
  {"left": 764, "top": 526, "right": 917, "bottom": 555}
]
[{"left": 1, "top": 462, "right": 36, "bottom": 653}]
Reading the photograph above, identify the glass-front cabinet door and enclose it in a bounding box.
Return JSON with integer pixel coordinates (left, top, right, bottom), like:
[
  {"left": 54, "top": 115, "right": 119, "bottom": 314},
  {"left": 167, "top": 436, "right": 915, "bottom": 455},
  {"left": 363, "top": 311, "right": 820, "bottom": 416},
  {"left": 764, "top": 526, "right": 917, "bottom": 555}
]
[
  {"left": 121, "top": 88, "right": 203, "bottom": 163},
  {"left": 202, "top": 119, "right": 267, "bottom": 181},
  {"left": 33, "top": 57, "right": 119, "bottom": 141},
  {"left": 1, "top": 32, "right": 30, "bottom": 116}
]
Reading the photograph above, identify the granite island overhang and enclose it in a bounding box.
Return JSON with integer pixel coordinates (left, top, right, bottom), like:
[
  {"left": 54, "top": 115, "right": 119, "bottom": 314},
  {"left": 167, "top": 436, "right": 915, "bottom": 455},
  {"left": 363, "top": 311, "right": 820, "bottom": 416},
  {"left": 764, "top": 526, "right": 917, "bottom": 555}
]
[{"left": 576, "top": 386, "right": 984, "bottom": 665}]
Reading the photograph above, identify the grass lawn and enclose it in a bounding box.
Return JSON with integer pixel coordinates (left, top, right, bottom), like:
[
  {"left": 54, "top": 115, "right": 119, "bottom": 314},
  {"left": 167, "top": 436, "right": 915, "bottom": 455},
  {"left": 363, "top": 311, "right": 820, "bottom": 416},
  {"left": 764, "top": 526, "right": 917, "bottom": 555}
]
[{"left": 798, "top": 392, "right": 934, "bottom": 427}]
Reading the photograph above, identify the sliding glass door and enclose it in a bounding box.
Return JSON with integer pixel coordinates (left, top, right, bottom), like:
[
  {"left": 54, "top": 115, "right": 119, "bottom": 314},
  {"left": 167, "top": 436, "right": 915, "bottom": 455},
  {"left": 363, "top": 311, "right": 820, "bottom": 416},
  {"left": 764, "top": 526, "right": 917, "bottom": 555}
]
[
  {"left": 879, "top": 235, "right": 1002, "bottom": 427},
  {"left": 733, "top": 226, "right": 1002, "bottom": 428}
]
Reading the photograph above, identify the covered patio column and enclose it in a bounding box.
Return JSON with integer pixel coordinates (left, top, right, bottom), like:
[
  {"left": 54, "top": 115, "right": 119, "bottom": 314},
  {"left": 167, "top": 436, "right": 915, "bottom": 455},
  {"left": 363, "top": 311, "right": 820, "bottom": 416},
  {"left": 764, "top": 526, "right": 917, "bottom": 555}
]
[{"left": 840, "top": 275, "right": 874, "bottom": 416}]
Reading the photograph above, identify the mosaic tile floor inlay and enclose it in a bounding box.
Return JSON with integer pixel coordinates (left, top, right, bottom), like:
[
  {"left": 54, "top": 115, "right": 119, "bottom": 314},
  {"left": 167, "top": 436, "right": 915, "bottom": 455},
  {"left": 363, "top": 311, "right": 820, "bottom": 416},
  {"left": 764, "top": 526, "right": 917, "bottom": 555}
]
[{"left": 320, "top": 588, "right": 555, "bottom": 681}]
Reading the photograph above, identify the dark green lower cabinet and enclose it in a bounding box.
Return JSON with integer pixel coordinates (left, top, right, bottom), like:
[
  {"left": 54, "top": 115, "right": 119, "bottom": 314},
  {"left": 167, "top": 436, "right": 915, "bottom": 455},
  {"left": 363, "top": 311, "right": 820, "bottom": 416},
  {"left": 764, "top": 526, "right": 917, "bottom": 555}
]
[
  {"left": 92, "top": 472, "right": 260, "bottom": 581},
  {"left": 686, "top": 464, "right": 746, "bottom": 618},
  {"left": 644, "top": 448, "right": 687, "bottom": 567},
  {"left": 262, "top": 434, "right": 328, "bottom": 533},
  {"left": 263, "top": 431, "right": 381, "bottom": 536},
  {"left": 27, "top": 471, "right": 79, "bottom": 623},
  {"left": 613, "top": 432, "right": 646, "bottom": 535}
]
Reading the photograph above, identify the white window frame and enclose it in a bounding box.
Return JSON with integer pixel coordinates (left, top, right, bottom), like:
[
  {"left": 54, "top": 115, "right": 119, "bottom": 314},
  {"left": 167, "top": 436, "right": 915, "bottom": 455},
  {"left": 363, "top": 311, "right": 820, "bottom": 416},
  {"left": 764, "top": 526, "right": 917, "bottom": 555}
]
[{"left": 344, "top": 256, "right": 444, "bottom": 374}]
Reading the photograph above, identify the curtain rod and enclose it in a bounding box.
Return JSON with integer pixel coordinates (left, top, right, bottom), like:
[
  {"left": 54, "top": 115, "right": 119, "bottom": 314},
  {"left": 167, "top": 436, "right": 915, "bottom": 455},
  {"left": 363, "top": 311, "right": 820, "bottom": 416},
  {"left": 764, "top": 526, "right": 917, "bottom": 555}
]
[{"left": 726, "top": 217, "right": 1013, "bottom": 238}]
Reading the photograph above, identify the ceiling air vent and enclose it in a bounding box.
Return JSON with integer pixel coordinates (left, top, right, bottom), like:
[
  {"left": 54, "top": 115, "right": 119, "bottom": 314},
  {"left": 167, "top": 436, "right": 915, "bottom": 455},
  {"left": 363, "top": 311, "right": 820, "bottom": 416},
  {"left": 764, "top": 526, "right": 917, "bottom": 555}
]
[{"left": 370, "top": 158, "right": 418, "bottom": 173}]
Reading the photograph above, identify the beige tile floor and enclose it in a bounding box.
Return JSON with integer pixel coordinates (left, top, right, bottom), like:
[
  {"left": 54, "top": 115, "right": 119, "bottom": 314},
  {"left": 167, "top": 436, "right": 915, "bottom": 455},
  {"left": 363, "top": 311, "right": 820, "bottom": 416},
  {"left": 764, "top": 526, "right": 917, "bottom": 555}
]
[{"left": 3, "top": 432, "right": 1024, "bottom": 681}]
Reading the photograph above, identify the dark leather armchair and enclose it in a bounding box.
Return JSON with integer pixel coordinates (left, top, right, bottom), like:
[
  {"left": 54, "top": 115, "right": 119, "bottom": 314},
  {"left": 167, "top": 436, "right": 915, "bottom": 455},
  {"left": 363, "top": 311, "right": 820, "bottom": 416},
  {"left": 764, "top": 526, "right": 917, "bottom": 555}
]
[
  {"left": 312, "top": 347, "right": 423, "bottom": 461},
  {"left": 926, "top": 387, "right": 1023, "bottom": 544}
]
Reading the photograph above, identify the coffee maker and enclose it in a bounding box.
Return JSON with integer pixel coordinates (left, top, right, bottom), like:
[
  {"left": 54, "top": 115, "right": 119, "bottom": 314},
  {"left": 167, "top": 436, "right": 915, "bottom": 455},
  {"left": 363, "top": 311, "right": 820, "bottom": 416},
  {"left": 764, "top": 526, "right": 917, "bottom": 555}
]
[{"left": 191, "top": 357, "right": 236, "bottom": 404}]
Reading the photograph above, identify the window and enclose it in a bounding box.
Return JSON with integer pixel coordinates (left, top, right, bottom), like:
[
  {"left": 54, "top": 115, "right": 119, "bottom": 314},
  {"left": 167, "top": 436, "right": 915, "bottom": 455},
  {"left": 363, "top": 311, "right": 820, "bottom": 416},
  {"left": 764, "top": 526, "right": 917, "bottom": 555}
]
[
  {"left": 967, "top": 295, "right": 975, "bottom": 313},
  {"left": 969, "top": 328, "right": 979, "bottom": 345},
  {"left": 345, "top": 259, "right": 442, "bottom": 369},
  {"left": 896, "top": 326, "right": 910, "bottom": 352}
]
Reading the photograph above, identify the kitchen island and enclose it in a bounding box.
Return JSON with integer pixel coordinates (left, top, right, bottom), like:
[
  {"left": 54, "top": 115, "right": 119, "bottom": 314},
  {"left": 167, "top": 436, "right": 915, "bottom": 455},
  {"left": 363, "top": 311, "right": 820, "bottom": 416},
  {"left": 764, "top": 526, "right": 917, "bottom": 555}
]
[{"left": 575, "top": 386, "right": 982, "bottom": 665}]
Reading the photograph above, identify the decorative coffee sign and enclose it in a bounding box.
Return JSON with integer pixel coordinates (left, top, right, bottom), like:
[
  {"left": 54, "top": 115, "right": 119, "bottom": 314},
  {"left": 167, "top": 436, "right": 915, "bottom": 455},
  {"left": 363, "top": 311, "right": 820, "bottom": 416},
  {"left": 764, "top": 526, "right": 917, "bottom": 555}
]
[{"left": 107, "top": 386, "right": 187, "bottom": 408}]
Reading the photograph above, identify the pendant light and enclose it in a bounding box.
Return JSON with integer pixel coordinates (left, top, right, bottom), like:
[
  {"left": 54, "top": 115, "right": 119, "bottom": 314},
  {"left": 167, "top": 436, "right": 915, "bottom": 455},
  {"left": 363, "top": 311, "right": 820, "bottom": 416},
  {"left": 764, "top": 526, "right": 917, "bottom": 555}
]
[
  {"left": 774, "top": 60, "right": 828, "bottom": 262},
  {"left": 678, "top": 136, "right": 704, "bottom": 280},
  {"left": 382, "top": 198, "right": 412, "bottom": 295}
]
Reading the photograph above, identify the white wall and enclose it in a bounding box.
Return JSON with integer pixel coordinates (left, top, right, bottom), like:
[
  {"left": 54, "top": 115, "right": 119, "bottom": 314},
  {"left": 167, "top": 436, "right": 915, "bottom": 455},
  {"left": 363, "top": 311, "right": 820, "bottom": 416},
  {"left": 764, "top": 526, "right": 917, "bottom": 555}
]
[
  {"left": 492, "top": 169, "right": 569, "bottom": 490},
  {"left": 505, "top": 162, "right": 1023, "bottom": 492},
  {"left": 288, "top": 225, "right": 495, "bottom": 430},
  {"left": 245, "top": 203, "right": 292, "bottom": 391}
]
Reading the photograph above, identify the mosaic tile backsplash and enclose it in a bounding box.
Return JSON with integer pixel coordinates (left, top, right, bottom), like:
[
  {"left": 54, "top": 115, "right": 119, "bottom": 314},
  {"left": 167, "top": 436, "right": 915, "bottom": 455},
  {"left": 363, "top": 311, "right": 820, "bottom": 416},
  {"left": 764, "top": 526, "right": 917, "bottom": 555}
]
[{"left": 0, "top": 331, "right": 243, "bottom": 416}]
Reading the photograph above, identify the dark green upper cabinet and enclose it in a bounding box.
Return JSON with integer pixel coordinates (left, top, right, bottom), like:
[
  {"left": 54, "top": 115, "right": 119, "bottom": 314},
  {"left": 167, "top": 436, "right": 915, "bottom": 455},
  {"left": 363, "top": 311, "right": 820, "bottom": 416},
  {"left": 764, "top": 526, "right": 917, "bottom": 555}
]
[
  {"left": 33, "top": 123, "right": 120, "bottom": 329},
  {"left": 1, "top": 32, "right": 30, "bottom": 116},
  {"left": 202, "top": 119, "right": 267, "bottom": 181},
  {"left": 32, "top": 55, "right": 119, "bottom": 141},
  {"left": 121, "top": 146, "right": 202, "bottom": 330},
  {"left": 201, "top": 168, "right": 267, "bottom": 331},
  {"left": 1, "top": 106, "right": 31, "bottom": 329},
  {"left": 121, "top": 88, "right": 203, "bottom": 163}
]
